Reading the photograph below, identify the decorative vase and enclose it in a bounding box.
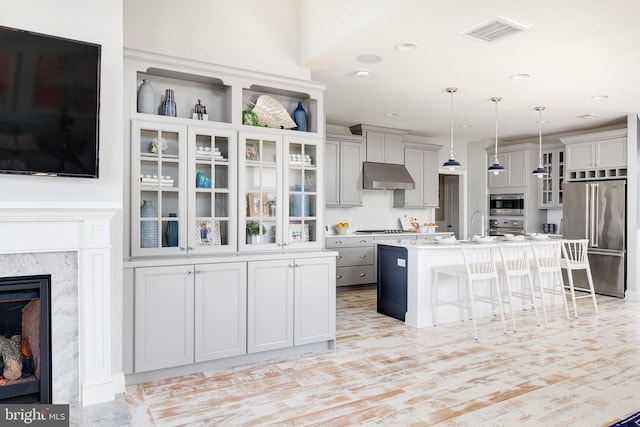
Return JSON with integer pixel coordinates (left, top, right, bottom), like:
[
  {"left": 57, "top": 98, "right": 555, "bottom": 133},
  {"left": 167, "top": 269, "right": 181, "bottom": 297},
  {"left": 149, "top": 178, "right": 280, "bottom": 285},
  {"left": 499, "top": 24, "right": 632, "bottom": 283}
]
[
  {"left": 165, "top": 213, "right": 178, "bottom": 247},
  {"left": 162, "top": 89, "right": 177, "bottom": 117},
  {"left": 137, "top": 79, "right": 155, "bottom": 114},
  {"left": 293, "top": 101, "right": 307, "bottom": 132},
  {"left": 140, "top": 200, "right": 158, "bottom": 248}
]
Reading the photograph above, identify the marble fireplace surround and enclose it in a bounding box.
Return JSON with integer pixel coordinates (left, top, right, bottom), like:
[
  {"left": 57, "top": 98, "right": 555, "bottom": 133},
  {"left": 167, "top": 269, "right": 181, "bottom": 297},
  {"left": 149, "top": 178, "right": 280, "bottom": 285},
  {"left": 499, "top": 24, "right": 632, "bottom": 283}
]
[{"left": 0, "top": 202, "right": 119, "bottom": 406}]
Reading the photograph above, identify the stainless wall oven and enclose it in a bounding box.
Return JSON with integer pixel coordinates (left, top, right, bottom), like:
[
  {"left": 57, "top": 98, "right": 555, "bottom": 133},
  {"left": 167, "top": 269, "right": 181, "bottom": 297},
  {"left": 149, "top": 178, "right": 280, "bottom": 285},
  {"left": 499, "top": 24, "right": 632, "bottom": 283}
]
[
  {"left": 489, "top": 193, "right": 524, "bottom": 216},
  {"left": 489, "top": 219, "right": 524, "bottom": 236}
]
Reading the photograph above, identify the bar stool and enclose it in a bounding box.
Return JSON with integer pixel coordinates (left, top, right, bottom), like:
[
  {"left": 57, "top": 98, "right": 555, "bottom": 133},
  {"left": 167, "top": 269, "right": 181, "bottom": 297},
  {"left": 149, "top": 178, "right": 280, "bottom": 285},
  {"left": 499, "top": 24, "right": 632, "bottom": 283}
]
[
  {"left": 433, "top": 244, "right": 506, "bottom": 340},
  {"left": 560, "top": 239, "right": 599, "bottom": 318},
  {"left": 529, "top": 240, "right": 571, "bottom": 323},
  {"left": 497, "top": 242, "right": 540, "bottom": 329}
]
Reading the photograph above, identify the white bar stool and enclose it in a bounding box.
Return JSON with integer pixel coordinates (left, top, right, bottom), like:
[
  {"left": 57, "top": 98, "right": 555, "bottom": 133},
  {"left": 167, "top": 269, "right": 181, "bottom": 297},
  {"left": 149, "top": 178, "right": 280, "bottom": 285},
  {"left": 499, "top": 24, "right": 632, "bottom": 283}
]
[
  {"left": 560, "top": 239, "right": 599, "bottom": 317},
  {"left": 497, "top": 242, "right": 540, "bottom": 329},
  {"left": 529, "top": 240, "right": 571, "bottom": 323},
  {"left": 433, "top": 244, "right": 506, "bottom": 340}
]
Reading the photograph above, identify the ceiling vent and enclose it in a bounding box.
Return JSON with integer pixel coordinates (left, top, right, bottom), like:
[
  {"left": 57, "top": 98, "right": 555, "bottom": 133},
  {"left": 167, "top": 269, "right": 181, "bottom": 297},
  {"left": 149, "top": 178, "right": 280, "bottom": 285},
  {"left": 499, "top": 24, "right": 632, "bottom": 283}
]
[{"left": 459, "top": 16, "right": 530, "bottom": 43}]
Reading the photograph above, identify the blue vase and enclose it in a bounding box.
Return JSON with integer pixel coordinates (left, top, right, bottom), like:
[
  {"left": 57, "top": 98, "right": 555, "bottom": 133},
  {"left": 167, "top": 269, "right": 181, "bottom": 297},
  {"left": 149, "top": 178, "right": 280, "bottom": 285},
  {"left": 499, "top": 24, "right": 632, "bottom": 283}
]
[
  {"left": 166, "top": 213, "right": 178, "bottom": 247},
  {"left": 140, "top": 200, "right": 158, "bottom": 248},
  {"left": 162, "top": 89, "right": 177, "bottom": 117},
  {"left": 293, "top": 101, "right": 307, "bottom": 132}
]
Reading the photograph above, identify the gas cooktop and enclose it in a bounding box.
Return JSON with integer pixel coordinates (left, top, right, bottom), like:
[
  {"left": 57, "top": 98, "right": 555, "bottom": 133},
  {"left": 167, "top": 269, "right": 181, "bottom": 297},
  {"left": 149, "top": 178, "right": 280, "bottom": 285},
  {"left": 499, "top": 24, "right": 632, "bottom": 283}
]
[{"left": 355, "top": 229, "right": 409, "bottom": 234}]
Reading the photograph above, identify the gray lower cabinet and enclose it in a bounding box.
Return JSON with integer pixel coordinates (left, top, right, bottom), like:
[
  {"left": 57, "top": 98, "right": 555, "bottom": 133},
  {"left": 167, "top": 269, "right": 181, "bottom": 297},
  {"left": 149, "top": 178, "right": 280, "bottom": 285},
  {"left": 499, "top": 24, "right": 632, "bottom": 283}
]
[
  {"left": 194, "top": 263, "right": 247, "bottom": 363},
  {"left": 134, "top": 265, "right": 195, "bottom": 373},
  {"left": 131, "top": 254, "right": 335, "bottom": 375},
  {"left": 134, "top": 262, "right": 246, "bottom": 373},
  {"left": 247, "top": 257, "right": 336, "bottom": 353},
  {"left": 326, "top": 236, "right": 375, "bottom": 286}
]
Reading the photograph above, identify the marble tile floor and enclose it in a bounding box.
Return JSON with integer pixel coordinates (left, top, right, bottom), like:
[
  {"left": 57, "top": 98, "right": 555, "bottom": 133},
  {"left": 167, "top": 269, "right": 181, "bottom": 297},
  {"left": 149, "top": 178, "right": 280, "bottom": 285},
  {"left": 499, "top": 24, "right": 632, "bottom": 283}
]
[{"left": 124, "top": 288, "right": 640, "bottom": 426}]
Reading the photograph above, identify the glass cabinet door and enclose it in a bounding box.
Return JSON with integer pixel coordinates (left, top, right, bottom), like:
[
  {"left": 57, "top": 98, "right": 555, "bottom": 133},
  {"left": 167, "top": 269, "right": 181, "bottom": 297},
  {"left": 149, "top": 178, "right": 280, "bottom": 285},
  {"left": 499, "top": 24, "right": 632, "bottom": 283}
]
[
  {"left": 285, "top": 137, "right": 319, "bottom": 248},
  {"left": 131, "top": 121, "right": 187, "bottom": 256},
  {"left": 238, "top": 132, "right": 282, "bottom": 251},
  {"left": 187, "top": 127, "right": 237, "bottom": 253}
]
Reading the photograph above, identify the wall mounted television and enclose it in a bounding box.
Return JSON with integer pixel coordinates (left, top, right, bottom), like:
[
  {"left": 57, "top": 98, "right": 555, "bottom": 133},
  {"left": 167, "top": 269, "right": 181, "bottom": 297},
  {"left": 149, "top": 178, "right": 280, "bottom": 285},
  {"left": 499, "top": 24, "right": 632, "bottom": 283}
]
[{"left": 0, "top": 25, "right": 101, "bottom": 178}]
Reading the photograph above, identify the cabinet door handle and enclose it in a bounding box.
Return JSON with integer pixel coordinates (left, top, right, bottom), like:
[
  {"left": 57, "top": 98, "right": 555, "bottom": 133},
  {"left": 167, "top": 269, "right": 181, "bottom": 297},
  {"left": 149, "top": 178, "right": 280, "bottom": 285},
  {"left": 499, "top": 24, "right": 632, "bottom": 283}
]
[
  {"left": 283, "top": 242, "right": 290, "bottom": 246},
  {"left": 335, "top": 240, "right": 343, "bottom": 244},
  {"left": 359, "top": 273, "right": 367, "bottom": 277},
  {"left": 288, "top": 263, "right": 295, "bottom": 268},
  {"left": 186, "top": 270, "right": 193, "bottom": 275},
  {"left": 336, "top": 275, "right": 342, "bottom": 279},
  {"left": 359, "top": 240, "right": 367, "bottom": 243},
  {"left": 188, "top": 246, "right": 195, "bottom": 251},
  {"left": 295, "top": 263, "right": 301, "bottom": 267},
  {"left": 359, "top": 254, "right": 366, "bottom": 258},
  {"left": 195, "top": 270, "right": 203, "bottom": 275},
  {"left": 336, "top": 255, "right": 342, "bottom": 259},
  {"left": 179, "top": 247, "right": 187, "bottom": 251}
]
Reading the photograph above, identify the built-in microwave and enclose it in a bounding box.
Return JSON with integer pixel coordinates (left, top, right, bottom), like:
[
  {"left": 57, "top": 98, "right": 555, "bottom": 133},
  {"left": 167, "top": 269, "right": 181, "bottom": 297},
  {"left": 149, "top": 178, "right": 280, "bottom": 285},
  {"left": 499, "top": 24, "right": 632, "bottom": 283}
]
[{"left": 489, "top": 193, "right": 524, "bottom": 216}]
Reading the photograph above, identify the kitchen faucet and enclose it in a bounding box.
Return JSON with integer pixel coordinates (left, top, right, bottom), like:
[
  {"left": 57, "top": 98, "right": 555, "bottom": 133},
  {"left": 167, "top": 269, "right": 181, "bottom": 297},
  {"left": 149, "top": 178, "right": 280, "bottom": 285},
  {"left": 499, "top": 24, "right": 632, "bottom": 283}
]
[{"left": 471, "top": 210, "right": 485, "bottom": 237}]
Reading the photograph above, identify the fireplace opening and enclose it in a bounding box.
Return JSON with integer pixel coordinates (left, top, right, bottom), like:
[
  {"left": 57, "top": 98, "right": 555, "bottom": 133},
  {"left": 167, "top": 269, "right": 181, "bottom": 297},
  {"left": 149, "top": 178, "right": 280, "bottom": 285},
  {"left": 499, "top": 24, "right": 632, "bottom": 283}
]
[{"left": 0, "top": 275, "right": 51, "bottom": 404}]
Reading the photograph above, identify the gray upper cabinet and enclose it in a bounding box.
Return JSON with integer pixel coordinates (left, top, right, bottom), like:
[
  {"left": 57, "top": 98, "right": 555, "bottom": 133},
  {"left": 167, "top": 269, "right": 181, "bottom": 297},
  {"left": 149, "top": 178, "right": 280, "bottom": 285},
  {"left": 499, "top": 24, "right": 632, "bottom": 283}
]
[
  {"left": 349, "top": 124, "right": 407, "bottom": 165},
  {"left": 562, "top": 129, "right": 627, "bottom": 180},
  {"left": 394, "top": 144, "right": 441, "bottom": 208},
  {"left": 325, "top": 133, "right": 365, "bottom": 207},
  {"left": 487, "top": 149, "right": 528, "bottom": 188}
]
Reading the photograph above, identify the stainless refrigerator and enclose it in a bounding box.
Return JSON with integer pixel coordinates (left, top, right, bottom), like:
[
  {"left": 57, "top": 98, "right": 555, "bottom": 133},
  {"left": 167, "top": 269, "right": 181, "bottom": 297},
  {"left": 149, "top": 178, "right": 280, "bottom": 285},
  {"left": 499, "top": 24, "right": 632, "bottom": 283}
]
[{"left": 563, "top": 180, "right": 626, "bottom": 297}]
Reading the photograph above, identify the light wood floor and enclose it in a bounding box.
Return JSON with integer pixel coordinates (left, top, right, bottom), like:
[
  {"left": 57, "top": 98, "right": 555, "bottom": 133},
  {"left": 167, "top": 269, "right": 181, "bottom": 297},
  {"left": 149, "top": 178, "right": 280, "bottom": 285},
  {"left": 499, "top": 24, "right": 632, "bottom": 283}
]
[{"left": 126, "top": 287, "right": 640, "bottom": 426}]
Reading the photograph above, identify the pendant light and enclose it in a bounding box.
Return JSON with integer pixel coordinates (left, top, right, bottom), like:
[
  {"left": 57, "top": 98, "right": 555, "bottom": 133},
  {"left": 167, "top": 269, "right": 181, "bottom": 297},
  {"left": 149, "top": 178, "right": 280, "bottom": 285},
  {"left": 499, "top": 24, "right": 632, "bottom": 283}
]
[
  {"left": 487, "top": 97, "right": 505, "bottom": 175},
  {"left": 442, "top": 87, "right": 461, "bottom": 170},
  {"left": 532, "top": 106, "right": 549, "bottom": 178}
]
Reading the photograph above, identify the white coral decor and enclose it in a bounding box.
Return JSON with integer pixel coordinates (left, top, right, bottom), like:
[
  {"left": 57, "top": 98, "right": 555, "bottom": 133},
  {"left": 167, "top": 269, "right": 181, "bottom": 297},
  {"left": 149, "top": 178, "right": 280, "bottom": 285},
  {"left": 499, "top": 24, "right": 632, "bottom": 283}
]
[{"left": 149, "top": 137, "right": 168, "bottom": 153}]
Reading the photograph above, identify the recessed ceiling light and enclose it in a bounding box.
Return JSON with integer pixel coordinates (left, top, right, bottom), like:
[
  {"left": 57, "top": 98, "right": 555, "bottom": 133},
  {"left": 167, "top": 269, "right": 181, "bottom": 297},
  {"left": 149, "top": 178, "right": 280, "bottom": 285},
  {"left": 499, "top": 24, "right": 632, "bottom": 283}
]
[
  {"left": 395, "top": 42, "right": 417, "bottom": 52},
  {"left": 510, "top": 73, "right": 530, "bottom": 80},
  {"left": 591, "top": 95, "right": 609, "bottom": 101},
  {"left": 356, "top": 54, "right": 383, "bottom": 64},
  {"left": 577, "top": 114, "right": 599, "bottom": 120},
  {"left": 354, "top": 70, "right": 370, "bottom": 78},
  {"left": 384, "top": 112, "right": 398, "bottom": 117}
]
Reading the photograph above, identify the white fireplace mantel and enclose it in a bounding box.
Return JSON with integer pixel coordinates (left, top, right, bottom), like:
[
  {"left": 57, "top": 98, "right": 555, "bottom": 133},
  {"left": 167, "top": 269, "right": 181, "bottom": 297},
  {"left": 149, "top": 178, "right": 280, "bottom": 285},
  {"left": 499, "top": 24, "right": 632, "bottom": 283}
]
[{"left": 0, "top": 201, "right": 121, "bottom": 406}]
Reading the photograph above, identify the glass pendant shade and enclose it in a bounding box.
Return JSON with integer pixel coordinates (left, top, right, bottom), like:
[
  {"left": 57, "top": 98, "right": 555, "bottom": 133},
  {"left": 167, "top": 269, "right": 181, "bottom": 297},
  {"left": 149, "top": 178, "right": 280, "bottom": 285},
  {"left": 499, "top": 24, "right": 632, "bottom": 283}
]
[
  {"left": 532, "top": 106, "right": 549, "bottom": 178},
  {"left": 487, "top": 97, "right": 505, "bottom": 174},
  {"left": 442, "top": 87, "right": 461, "bottom": 170}
]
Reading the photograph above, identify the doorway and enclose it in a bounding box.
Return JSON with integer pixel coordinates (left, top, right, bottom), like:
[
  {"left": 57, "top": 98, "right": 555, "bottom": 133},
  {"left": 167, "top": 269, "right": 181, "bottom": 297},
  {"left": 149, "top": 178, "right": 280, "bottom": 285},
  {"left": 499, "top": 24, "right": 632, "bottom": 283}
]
[{"left": 436, "top": 171, "right": 467, "bottom": 239}]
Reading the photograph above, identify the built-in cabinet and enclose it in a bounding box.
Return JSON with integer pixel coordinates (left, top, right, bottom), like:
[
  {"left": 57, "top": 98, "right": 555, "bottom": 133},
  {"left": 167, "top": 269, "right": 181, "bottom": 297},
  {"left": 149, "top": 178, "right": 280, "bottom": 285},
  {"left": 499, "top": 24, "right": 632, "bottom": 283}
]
[
  {"left": 325, "top": 133, "right": 365, "bottom": 207},
  {"left": 134, "top": 262, "right": 246, "bottom": 373},
  {"left": 562, "top": 129, "right": 627, "bottom": 180},
  {"left": 238, "top": 131, "right": 322, "bottom": 251},
  {"left": 349, "top": 124, "right": 407, "bottom": 165},
  {"left": 487, "top": 150, "right": 528, "bottom": 188},
  {"left": 124, "top": 49, "right": 335, "bottom": 380},
  {"left": 247, "top": 257, "right": 336, "bottom": 353},
  {"left": 538, "top": 146, "right": 564, "bottom": 209},
  {"left": 394, "top": 144, "right": 440, "bottom": 208},
  {"left": 131, "top": 121, "right": 237, "bottom": 256}
]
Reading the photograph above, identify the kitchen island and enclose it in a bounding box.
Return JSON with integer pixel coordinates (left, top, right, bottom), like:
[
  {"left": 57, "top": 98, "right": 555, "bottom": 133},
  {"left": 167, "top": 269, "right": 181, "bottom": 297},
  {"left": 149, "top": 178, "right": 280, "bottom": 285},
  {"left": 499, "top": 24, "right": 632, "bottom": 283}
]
[{"left": 377, "top": 239, "right": 545, "bottom": 328}]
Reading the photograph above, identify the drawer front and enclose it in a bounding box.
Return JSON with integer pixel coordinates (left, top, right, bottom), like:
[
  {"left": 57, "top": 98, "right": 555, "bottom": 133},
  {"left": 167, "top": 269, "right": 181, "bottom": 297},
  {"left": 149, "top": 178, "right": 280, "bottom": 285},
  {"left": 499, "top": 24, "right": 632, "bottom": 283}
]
[
  {"left": 337, "top": 247, "right": 374, "bottom": 267},
  {"left": 336, "top": 265, "right": 375, "bottom": 286},
  {"left": 326, "top": 236, "right": 373, "bottom": 248}
]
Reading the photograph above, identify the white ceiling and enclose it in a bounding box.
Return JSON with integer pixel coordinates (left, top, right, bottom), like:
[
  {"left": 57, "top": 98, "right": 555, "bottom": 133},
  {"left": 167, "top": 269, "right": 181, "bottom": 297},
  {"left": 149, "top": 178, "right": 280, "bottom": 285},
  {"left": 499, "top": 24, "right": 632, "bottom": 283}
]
[{"left": 303, "top": 0, "right": 640, "bottom": 143}]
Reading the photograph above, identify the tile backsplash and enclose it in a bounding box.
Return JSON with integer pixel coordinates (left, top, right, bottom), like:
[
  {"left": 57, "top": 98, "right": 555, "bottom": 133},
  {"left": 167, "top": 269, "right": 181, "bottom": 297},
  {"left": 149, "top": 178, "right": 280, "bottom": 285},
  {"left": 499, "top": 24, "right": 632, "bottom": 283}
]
[{"left": 324, "top": 190, "right": 435, "bottom": 234}]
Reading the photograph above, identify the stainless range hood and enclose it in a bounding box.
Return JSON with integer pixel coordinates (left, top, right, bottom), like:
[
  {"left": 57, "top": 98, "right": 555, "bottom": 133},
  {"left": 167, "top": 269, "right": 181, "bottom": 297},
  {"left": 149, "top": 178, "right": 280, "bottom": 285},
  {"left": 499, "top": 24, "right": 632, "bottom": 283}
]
[{"left": 362, "top": 162, "right": 415, "bottom": 190}]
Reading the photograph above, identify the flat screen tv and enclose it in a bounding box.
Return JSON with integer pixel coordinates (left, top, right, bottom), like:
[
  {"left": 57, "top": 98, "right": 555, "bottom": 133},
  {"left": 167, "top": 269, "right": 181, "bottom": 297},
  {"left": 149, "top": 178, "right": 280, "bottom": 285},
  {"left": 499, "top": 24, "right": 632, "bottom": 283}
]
[{"left": 0, "top": 25, "right": 101, "bottom": 178}]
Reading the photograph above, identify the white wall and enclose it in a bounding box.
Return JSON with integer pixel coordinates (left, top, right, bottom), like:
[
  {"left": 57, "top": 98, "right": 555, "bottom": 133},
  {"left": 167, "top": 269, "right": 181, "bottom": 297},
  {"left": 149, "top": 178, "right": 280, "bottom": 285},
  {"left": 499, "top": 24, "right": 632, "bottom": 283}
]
[
  {"left": 124, "top": 0, "right": 310, "bottom": 81},
  {"left": 2, "top": 0, "right": 125, "bottom": 385}
]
